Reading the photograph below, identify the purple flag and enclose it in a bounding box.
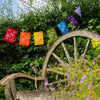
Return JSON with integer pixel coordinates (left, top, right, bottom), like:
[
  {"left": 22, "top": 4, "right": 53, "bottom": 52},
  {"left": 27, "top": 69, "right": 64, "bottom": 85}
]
[
  {"left": 67, "top": 14, "right": 78, "bottom": 26},
  {"left": 74, "top": 6, "right": 82, "bottom": 18}
]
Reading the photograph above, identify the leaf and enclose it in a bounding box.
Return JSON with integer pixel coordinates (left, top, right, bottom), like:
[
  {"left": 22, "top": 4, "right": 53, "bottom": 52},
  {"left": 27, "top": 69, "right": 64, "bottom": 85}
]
[{"left": 96, "top": 25, "right": 100, "bottom": 30}]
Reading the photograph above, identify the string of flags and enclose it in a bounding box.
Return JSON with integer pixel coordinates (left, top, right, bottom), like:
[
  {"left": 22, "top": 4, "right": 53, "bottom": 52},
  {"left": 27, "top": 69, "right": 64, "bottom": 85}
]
[{"left": 3, "top": 6, "right": 81, "bottom": 46}]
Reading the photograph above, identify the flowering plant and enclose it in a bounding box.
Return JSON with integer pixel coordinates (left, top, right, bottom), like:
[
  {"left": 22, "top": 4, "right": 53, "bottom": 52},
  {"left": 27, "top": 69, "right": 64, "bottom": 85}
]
[{"left": 46, "top": 58, "right": 100, "bottom": 100}]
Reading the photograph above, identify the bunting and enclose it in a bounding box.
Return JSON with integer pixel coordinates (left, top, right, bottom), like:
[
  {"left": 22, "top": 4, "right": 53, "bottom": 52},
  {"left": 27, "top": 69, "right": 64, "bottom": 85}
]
[
  {"left": 34, "top": 31, "right": 44, "bottom": 46},
  {"left": 19, "top": 32, "right": 30, "bottom": 46},
  {"left": 74, "top": 6, "right": 82, "bottom": 19},
  {"left": 67, "top": 14, "right": 79, "bottom": 26},
  {"left": 46, "top": 27, "right": 58, "bottom": 48},
  {"left": 4, "top": 27, "right": 17, "bottom": 43},
  {"left": 3, "top": 6, "right": 82, "bottom": 46},
  {"left": 57, "top": 21, "right": 69, "bottom": 35}
]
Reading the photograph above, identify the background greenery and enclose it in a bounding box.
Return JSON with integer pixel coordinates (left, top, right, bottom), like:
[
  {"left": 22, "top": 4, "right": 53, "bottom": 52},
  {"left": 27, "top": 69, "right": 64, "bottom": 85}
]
[{"left": 0, "top": 0, "right": 100, "bottom": 99}]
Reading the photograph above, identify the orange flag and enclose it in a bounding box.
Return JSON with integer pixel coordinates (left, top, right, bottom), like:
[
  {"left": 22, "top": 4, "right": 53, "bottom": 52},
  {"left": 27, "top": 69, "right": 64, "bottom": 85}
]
[
  {"left": 33, "top": 31, "right": 44, "bottom": 45},
  {"left": 19, "top": 32, "right": 30, "bottom": 46}
]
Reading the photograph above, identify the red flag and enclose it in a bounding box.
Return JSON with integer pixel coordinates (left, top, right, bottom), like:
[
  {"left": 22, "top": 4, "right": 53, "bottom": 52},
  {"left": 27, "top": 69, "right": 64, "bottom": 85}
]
[{"left": 4, "top": 27, "right": 17, "bottom": 43}]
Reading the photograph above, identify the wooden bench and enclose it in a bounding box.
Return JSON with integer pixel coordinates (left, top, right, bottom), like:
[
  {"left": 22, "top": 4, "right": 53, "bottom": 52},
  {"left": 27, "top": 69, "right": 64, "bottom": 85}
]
[{"left": 0, "top": 30, "right": 100, "bottom": 100}]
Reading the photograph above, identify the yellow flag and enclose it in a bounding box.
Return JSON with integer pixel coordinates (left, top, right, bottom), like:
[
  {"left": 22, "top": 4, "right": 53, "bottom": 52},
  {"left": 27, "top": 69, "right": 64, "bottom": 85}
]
[{"left": 33, "top": 31, "right": 44, "bottom": 45}]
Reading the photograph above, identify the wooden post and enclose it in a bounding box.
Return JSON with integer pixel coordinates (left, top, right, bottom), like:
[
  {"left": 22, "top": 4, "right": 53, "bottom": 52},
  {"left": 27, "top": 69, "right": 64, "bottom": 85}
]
[
  {"left": 4, "top": 82, "right": 13, "bottom": 100},
  {"left": 10, "top": 79, "right": 17, "bottom": 99}
]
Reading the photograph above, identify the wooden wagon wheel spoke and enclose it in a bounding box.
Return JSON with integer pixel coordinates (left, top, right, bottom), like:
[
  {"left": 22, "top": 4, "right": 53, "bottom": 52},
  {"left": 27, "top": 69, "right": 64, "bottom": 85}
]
[
  {"left": 47, "top": 79, "right": 68, "bottom": 86},
  {"left": 46, "top": 68, "right": 65, "bottom": 75},
  {"left": 61, "top": 42, "right": 71, "bottom": 63},
  {"left": 52, "top": 53, "right": 63, "bottom": 63},
  {"left": 74, "top": 37, "right": 78, "bottom": 63},
  {"left": 92, "top": 55, "right": 100, "bottom": 62},
  {"left": 82, "top": 39, "right": 91, "bottom": 58}
]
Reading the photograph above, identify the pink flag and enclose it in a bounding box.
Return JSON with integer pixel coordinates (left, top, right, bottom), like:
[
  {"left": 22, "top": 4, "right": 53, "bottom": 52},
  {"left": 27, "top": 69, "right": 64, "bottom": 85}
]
[
  {"left": 74, "top": 6, "right": 82, "bottom": 19},
  {"left": 4, "top": 27, "right": 17, "bottom": 43}
]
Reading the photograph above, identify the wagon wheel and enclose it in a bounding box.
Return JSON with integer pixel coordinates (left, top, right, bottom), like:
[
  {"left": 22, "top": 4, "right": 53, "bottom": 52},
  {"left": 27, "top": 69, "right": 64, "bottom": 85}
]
[{"left": 42, "top": 30, "right": 100, "bottom": 89}]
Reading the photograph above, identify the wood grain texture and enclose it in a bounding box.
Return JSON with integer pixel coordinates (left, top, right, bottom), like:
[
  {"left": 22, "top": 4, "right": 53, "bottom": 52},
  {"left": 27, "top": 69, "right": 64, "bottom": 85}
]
[
  {"left": 4, "top": 82, "right": 13, "bottom": 100},
  {"left": 0, "top": 73, "right": 46, "bottom": 86},
  {"left": 52, "top": 53, "right": 62, "bottom": 63},
  {"left": 83, "top": 39, "right": 91, "bottom": 58},
  {"left": 46, "top": 68, "right": 65, "bottom": 75},
  {"left": 61, "top": 42, "right": 71, "bottom": 63},
  {"left": 10, "top": 79, "right": 17, "bottom": 99},
  {"left": 74, "top": 37, "right": 78, "bottom": 63},
  {"left": 42, "top": 30, "right": 100, "bottom": 77}
]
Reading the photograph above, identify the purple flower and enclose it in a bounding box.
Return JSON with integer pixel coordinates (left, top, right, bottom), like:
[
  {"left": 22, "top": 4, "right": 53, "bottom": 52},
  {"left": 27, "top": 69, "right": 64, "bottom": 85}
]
[
  {"left": 50, "top": 83, "right": 53, "bottom": 86},
  {"left": 85, "top": 61, "right": 87, "bottom": 64},
  {"left": 73, "top": 52, "right": 75, "bottom": 55},
  {"left": 86, "top": 95, "right": 90, "bottom": 100},
  {"left": 61, "top": 60, "right": 64, "bottom": 62},
  {"left": 58, "top": 67, "right": 60, "bottom": 69},
  {"left": 87, "top": 67, "right": 90, "bottom": 71},
  {"left": 80, "top": 80, "right": 83, "bottom": 83},
  {"left": 67, "top": 64, "right": 69, "bottom": 66},
  {"left": 85, "top": 82, "right": 88, "bottom": 85},
  {"left": 55, "top": 62, "right": 57, "bottom": 65},
  {"left": 92, "top": 88, "right": 94, "bottom": 90},
  {"left": 51, "top": 87, "right": 55, "bottom": 91},
  {"left": 59, "top": 87, "right": 62, "bottom": 89},
  {"left": 65, "top": 72, "right": 68, "bottom": 76},
  {"left": 91, "top": 81, "right": 93, "bottom": 84},
  {"left": 99, "top": 97, "right": 100, "bottom": 100},
  {"left": 15, "top": 99, "right": 17, "bottom": 100},
  {"left": 80, "top": 61, "right": 83, "bottom": 63},
  {"left": 60, "top": 78, "right": 62, "bottom": 81},
  {"left": 60, "top": 63, "right": 62, "bottom": 66},
  {"left": 72, "top": 90, "right": 74, "bottom": 92},
  {"left": 67, "top": 55, "right": 70, "bottom": 59},
  {"left": 32, "top": 66, "right": 34, "bottom": 69},
  {"left": 81, "top": 75, "right": 87, "bottom": 80},
  {"left": 33, "top": 69, "right": 36, "bottom": 73},
  {"left": 81, "top": 54, "right": 84, "bottom": 57},
  {"left": 69, "top": 92, "right": 72, "bottom": 96},
  {"left": 48, "top": 65, "right": 50, "bottom": 67},
  {"left": 85, "top": 55, "right": 87, "bottom": 57},
  {"left": 88, "top": 85, "right": 91, "bottom": 89},
  {"left": 71, "top": 81, "right": 75, "bottom": 85},
  {"left": 95, "top": 86, "right": 97, "bottom": 88},
  {"left": 93, "top": 62, "right": 96, "bottom": 64},
  {"left": 45, "top": 81, "right": 48, "bottom": 86},
  {"left": 95, "top": 35, "right": 99, "bottom": 38}
]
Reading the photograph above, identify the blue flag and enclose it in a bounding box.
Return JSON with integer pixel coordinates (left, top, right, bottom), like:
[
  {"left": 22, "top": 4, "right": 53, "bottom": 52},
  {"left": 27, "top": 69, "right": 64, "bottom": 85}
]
[{"left": 57, "top": 21, "right": 69, "bottom": 35}]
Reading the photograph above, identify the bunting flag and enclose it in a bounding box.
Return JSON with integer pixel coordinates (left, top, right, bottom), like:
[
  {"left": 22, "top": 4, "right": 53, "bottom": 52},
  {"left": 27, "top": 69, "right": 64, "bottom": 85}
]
[
  {"left": 67, "top": 14, "right": 79, "bottom": 26},
  {"left": 46, "top": 27, "right": 58, "bottom": 39},
  {"left": 34, "top": 31, "right": 44, "bottom": 45},
  {"left": 74, "top": 6, "right": 82, "bottom": 19},
  {"left": 57, "top": 21, "right": 69, "bottom": 35},
  {"left": 46, "top": 27, "right": 58, "bottom": 48},
  {"left": 4, "top": 27, "right": 17, "bottom": 43},
  {"left": 19, "top": 32, "right": 30, "bottom": 46}
]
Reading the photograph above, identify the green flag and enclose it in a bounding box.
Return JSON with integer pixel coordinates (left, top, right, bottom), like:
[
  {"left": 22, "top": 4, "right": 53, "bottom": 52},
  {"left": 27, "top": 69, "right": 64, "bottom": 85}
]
[{"left": 46, "top": 27, "right": 58, "bottom": 48}]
